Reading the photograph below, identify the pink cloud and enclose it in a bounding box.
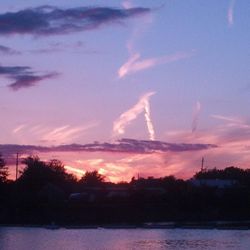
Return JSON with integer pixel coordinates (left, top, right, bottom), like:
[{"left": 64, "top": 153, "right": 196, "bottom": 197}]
[
  {"left": 12, "top": 122, "right": 99, "bottom": 145},
  {"left": 5, "top": 113, "right": 250, "bottom": 183},
  {"left": 118, "top": 51, "right": 194, "bottom": 78}
]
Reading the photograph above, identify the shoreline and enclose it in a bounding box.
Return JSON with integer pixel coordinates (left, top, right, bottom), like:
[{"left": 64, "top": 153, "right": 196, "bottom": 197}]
[{"left": 1, "top": 221, "right": 250, "bottom": 230}]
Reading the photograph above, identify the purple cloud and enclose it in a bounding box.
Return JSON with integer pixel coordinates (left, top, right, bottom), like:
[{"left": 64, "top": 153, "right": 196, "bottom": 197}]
[
  {"left": 0, "top": 65, "right": 58, "bottom": 90},
  {"left": 9, "top": 72, "right": 58, "bottom": 91},
  {"left": 0, "top": 6, "right": 150, "bottom": 36},
  {"left": 0, "top": 138, "right": 217, "bottom": 164},
  {"left": 0, "top": 45, "right": 20, "bottom": 55}
]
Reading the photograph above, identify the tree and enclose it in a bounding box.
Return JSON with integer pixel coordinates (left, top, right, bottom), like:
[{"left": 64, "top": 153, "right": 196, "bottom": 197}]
[
  {"left": 79, "top": 170, "right": 105, "bottom": 186},
  {"left": 194, "top": 166, "right": 246, "bottom": 180},
  {"left": 18, "top": 156, "right": 77, "bottom": 191},
  {"left": 0, "top": 153, "right": 8, "bottom": 183}
]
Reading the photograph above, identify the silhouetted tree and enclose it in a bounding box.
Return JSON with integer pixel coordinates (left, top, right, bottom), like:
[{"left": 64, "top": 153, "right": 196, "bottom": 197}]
[
  {"left": 0, "top": 153, "right": 8, "bottom": 183},
  {"left": 2, "top": 155, "right": 250, "bottom": 225},
  {"left": 79, "top": 170, "right": 105, "bottom": 186},
  {"left": 18, "top": 156, "right": 77, "bottom": 192},
  {"left": 194, "top": 166, "right": 250, "bottom": 184}
]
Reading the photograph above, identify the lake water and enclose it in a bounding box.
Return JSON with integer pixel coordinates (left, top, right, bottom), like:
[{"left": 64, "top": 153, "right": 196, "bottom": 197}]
[{"left": 0, "top": 227, "right": 250, "bottom": 250}]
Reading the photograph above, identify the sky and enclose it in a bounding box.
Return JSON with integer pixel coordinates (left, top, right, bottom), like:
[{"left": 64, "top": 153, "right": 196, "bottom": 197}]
[{"left": 0, "top": 0, "right": 249, "bottom": 182}]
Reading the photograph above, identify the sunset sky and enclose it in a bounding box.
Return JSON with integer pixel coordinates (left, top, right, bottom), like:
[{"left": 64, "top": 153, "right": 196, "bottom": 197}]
[{"left": 0, "top": 0, "right": 249, "bottom": 182}]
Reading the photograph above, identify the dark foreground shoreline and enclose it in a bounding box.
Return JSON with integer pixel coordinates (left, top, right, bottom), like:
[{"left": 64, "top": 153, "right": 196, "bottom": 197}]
[
  {"left": 1, "top": 221, "right": 250, "bottom": 230},
  {"left": 2, "top": 165, "right": 250, "bottom": 230}
]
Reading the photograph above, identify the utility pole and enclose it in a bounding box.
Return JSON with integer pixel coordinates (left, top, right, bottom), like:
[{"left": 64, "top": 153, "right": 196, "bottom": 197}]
[
  {"left": 16, "top": 153, "right": 19, "bottom": 181},
  {"left": 201, "top": 157, "right": 204, "bottom": 172}
]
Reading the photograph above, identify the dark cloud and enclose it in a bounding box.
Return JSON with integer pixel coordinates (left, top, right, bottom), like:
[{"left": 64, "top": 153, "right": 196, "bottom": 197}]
[
  {"left": 0, "top": 139, "right": 216, "bottom": 164},
  {"left": 28, "top": 41, "right": 97, "bottom": 54},
  {"left": 80, "top": 138, "right": 217, "bottom": 154},
  {"left": 0, "top": 45, "right": 21, "bottom": 55},
  {"left": 0, "top": 6, "right": 150, "bottom": 36},
  {"left": 9, "top": 72, "right": 58, "bottom": 91},
  {"left": 0, "top": 65, "right": 58, "bottom": 90}
]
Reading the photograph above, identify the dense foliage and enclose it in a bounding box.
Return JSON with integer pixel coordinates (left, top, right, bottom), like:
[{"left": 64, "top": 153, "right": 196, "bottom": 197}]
[
  {"left": 0, "top": 154, "right": 8, "bottom": 183},
  {"left": 1, "top": 154, "right": 250, "bottom": 225}
]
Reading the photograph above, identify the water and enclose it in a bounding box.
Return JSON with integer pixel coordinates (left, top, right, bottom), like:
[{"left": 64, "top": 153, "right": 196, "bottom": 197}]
[{"left": 0, "top": 227, "right": 250, "bottom": 250}]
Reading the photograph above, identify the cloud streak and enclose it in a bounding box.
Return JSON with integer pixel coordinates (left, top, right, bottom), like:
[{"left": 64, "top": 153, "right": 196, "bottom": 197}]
[
  {"left": 228, "top": 0, "right": 236, "bottom": 27},
  {"left": 144, "top": 97, "right": 155, "bottom": 140},
  {"left": 113, "top": 92, "right": 155, "bottom": 140},
  {"left": 12, "top": 122, "right": 99, "bottom": 145},
  {"left": 5, "top": 121, "right": 250, "bottom": 182},
  {"left": 192, "top": 101, "right": 201, "bottom": 133},
  {"left": 118, "top": 51, "right": 194, "bottom": 78},
  {"left": 6, "top": 114, "right": 250, "bottom": 182},
  {"left": 0, "top": 6, "right": 150, "bottom": 36},
  {"left": 41, "top": 123, "right": 98, "bottom": 145},
  {"left": 211, "top": 114, "right": 243, "bottom": 124},
  {"left": 0, "top": 65, "right": 58, "bottom": 90},
  {"left": 0, "top": 138, "right": 216, "bottom": 162},
  {"left": 13, "top": 124, "right": 27, "bottom": 134}
]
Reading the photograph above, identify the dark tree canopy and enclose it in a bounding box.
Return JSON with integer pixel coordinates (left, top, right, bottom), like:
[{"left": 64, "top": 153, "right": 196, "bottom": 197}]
[
  {"left": 1, "top": 159, "right": 250, "bottom": 225},
  {"left": 0, "top": 153, "right": 8, "bottom": 183},
  {"left": 194, "top": 166, "right": 250, "bottom": 184},
  {"left": 18, "top": 156, "right": 76, "bottom": 190},
  {"left": 79, "top": 170, "right": 105, "bottom": 186}
]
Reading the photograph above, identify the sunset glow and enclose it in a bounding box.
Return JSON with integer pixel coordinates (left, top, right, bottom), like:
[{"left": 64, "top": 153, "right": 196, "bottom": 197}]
[{"left": 0, "top": 0, "right": 249, "bottom": 183}]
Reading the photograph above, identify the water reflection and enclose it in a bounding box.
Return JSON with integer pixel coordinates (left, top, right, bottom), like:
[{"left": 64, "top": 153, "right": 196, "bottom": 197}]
[
  {"left": 0, "top": 227, "right": 249, "bottom": 250},
  {"left": 130, "top": 239, "right": 235, "bottom": 249}
]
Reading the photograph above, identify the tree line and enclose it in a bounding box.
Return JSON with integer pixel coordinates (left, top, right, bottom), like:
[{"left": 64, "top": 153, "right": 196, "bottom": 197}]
[{"left": 1, "top": 153, "right": 250, "bottom": 225}]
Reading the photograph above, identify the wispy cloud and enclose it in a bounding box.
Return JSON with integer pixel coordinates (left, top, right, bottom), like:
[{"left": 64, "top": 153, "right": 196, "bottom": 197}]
[
  {"left": 122, "top": 0, "right": 153, "bottom": 54},
  {"left": 0, "top": 6, "right": 150, "bottom": 36},
  {"left": 113, "top": 92, "right": 156, "bottom": 140},
  {"left": 7, "top": 115, "right": 250, "bottom": 182},
  {"left": 119, "top": 0, "right": 156, "bottom": 79},
  {"left": 64, "top": 165, "right": 85, "bottom": 177},
  {"left": 41, "top": 125, "right": 91, "bottom": 144},
  {"left": 211, "top": 114, "right": 243, "bottom": 124},
  {"left": 0, "top": 65, "right": 58, "bottom": 91},
  {"left": 228, "top": 0, "right": 236, "bottom": 27},
  {"left": 192, "top": 101, "right": 201, "bottom": 133},
  {"left": 118, "top": 3, "right": 192, "bottom": 79},
  {"left": 118, "top": 51, "right": 194, "bottom": 78},
  {"left": 12, "top": 124, "right": 27, "bottom": 134},
  {"left": 122, "top": 1, "right": 133, "bottom": 10},
  {"left": 144, "top": 96, "right": 155, "bottom": 140},
  {"left": 210, "top": 114, "right": 250, "bottom": 144},
  {"left": 0, "top": 45, "right": 21, "bottom": 55},
  {"left": 12, "top": 121, "right": 99, "bottom": 145},
  {"left": 163, "top": 118, "right": 250, "bottom": 177}
]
